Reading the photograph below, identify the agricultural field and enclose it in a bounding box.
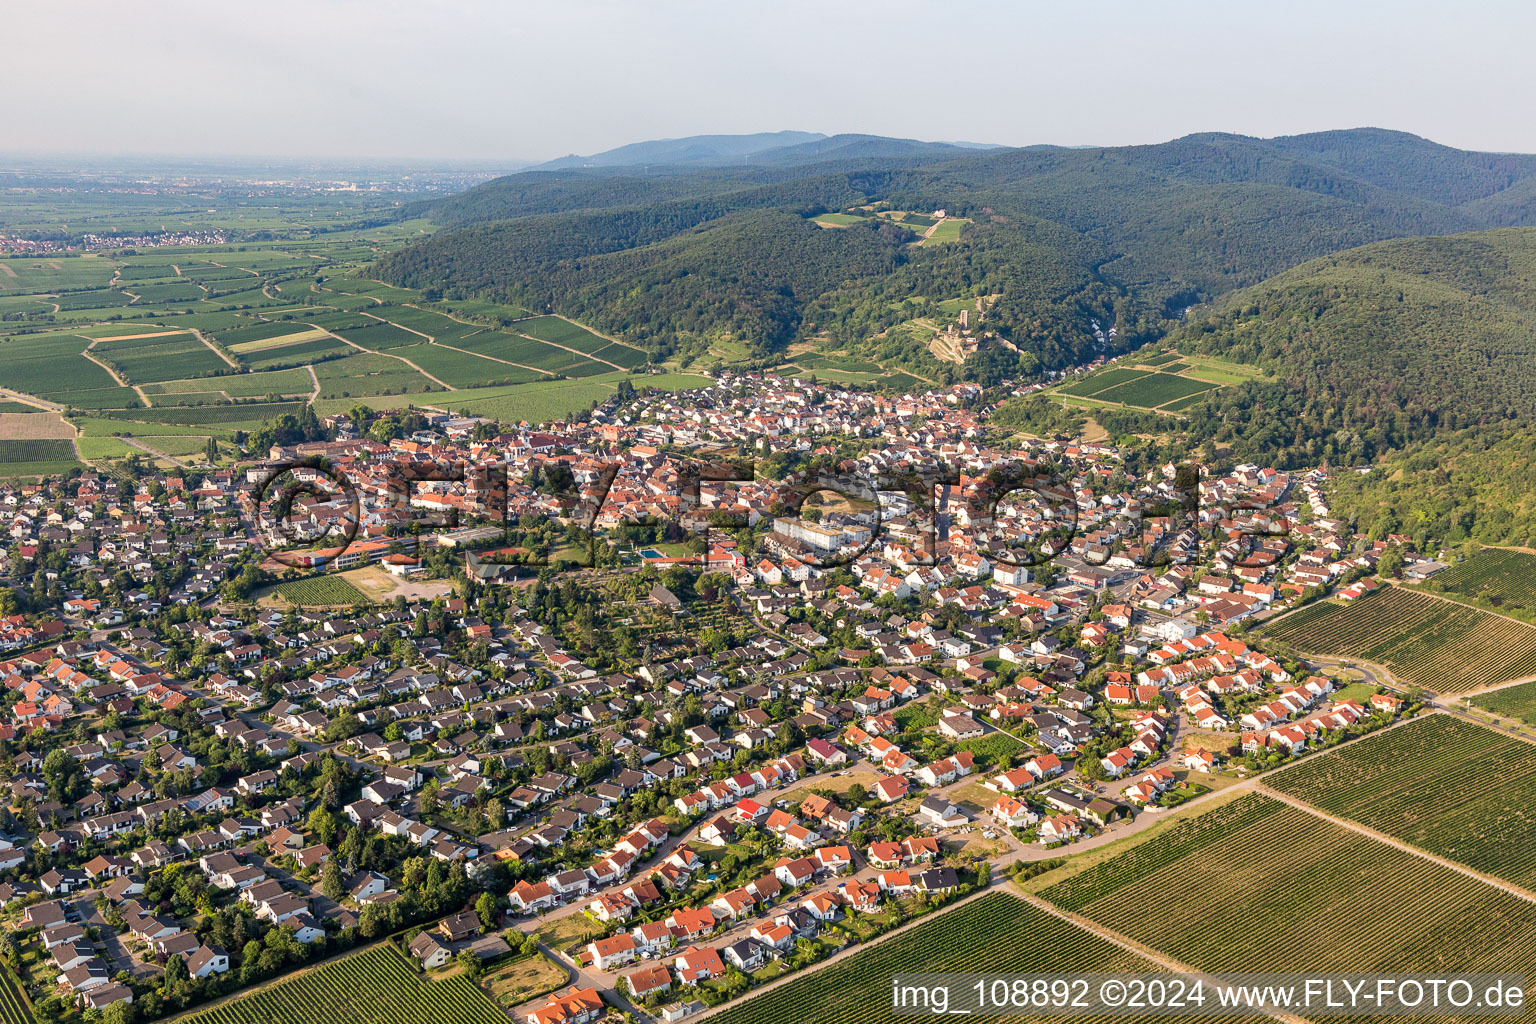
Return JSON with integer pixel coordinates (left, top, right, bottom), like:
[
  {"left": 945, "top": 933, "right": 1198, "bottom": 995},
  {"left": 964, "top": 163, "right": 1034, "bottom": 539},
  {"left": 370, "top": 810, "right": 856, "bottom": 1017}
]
[
  {"left": 0, "top": 438, "right": 81, "bottom": 478},
  {"left": 74, "top": 436, "right": 136, "bottom": 460},
  {"left": 92, "top": 331, "right": 231, "bottom": 383},
  {"left": 1042, "top": 793, "right": 1536, "bottom": 984},
  {"left": 0, "top": 412, "right": 73, "bottom": 439},
  {"left": 268, "top": 575, "right": 371, "bottom": 607},
  {"left": 1471, "top": 679, "right": 1536, "bottom": 723},
  {"left": 171, "top": 943, "right": 506, "bottom": 1024},
  {"left": 1260, "top": 586, "right": 1536, "bottom": 693},
  {"left": 1057, "top": 368, "right": 1149, "bottom": 397},
  {"left": 512, "top": 315, "right": 620, "bottom": 355},
  {"left": 1047, "top": 351, "right": 1263, "bottom": 413},
  {"left": 921, "top": 217, "right": 969, "bottom": 244},
  {"left": 142, "top": 367, "right": 314, "bottom": 399},
  {"left": 810, "top": 212, "right": 873, "bottom": 227},
  {"left": 1414, "top": 547, "right": 1536, "bottom": 624},
  {"left": 397, "top": 343, "right": 547, "bottom": 388},
  {"left": 1089, "top": 372, "right": 1219, "bottom": 408},
  {"left": 311, "top": 352, "right": 437, "bottom": 398},
  {"left": 1267, "top": 715, "right": 1536, "bottom": 887},
  {"left": 0, "top": 206, "right": 677, "bottom": 457},
  {"left": 100, "top": 402, "right": 306, "bottom": 428},
  {"left": 0, "top": 966, "right": 31, "bottom": 1024},
  {"left": 708, "top": 892, "right": 1248, "bottom": 1024}
]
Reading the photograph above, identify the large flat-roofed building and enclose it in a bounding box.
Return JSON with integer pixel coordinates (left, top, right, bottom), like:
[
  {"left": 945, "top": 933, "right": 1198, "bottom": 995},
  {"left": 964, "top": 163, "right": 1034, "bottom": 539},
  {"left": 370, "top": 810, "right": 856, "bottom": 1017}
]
[{"left": 771, "top": 516, "right": 871, "bottom": 553}]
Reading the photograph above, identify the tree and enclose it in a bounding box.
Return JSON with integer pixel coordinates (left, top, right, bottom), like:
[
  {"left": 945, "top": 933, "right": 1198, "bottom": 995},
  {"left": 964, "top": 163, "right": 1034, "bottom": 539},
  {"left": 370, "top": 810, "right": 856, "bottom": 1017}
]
[
  {"left": 321, "top": 858, "right": 344, "bottom": 901},
  {"left": 307, "top": 807, "right": 338, "bottom": 846},
  {"left": 475, "top": 891, "right": 500, "bottom": 931}
]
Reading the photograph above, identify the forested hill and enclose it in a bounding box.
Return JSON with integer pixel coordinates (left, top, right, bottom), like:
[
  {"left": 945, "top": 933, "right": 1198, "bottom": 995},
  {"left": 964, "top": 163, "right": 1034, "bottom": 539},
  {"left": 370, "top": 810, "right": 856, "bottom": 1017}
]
[
  {"left": 377, "top": 128, "right": 1536, "bottom": 374},
  {"left": 1168, "top": 227, "right": 1536, "bottom": 469}
]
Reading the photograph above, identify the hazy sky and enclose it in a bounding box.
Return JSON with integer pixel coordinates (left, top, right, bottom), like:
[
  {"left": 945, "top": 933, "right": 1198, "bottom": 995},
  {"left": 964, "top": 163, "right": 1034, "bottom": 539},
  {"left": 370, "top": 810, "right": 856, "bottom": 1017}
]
[{"left": 10, "top": 0, "right": 1535, "bottom": 164}]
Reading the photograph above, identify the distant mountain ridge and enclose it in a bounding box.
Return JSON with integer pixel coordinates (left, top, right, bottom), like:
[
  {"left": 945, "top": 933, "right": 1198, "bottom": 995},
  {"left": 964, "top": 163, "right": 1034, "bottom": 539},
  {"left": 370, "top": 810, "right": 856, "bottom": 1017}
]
[
  {"left": 378, "top": 127, "right": 1536, "bottom": 396},
  {"left": 532, "top": 131, "right": 827, "bottom": 171},
  {"left": 527, "top": 131, "right": 1000, "bottom": 172}
]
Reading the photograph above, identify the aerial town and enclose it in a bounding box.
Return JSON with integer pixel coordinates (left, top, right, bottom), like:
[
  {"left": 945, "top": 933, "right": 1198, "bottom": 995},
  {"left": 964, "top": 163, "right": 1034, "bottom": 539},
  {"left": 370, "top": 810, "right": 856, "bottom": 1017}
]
[{"left": 0, "top": 369, "right": 1430, "bottom": 1024}]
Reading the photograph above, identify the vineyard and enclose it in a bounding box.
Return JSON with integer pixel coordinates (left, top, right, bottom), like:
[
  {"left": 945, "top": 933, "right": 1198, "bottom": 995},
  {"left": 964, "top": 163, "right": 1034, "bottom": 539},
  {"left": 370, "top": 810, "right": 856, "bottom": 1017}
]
[
  {"left": 1041, "top": 794, "right": 1536, "bottom": 983},
  {"left": 1416, "top": 548, "right": 1536, "bottom": 624},
  {"left": 172, "top": 943, "right": 506, "bottom": 1024},
  {"left": 0, "top": 966, "right": 33, "bottom": 1024},
  {"left": 1088, "top": 372, "right": 1218, "bottom": 409},
  {"left": 1472, "top": 679, "right": 1536, "bottom": 724},
  {"left": 1265, "top": 716, "right": 1536, "bottom": 888},
  {"left": 1260, "top": 586, "right": 1536, "bottom": 693},
  {"left": 270, "top": 575, "right": 370, "bottom": 607},
  {"left": 707, "top": 892, "right": 1248, "bottom": 1024}
]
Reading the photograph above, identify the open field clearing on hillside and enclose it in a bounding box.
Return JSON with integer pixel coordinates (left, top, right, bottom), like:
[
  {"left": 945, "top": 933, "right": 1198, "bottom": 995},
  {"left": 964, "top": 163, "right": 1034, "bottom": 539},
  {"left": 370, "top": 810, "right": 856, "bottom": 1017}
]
[
  {"left": 1267, "top": 715, "right": 1536, "bottom": 887},
  {"left": 1413, "top": 548, "right": 1536, "bottom": 624},
  {"left": 267, "top": 575, "right": 370, "bottom": 608},
  {"left": 1260, "top": 586, "right": 1536, "bottom": 693},
  {"left": 171, "top": 943, "right": 507, "bottom": 1024},
  {"left": 1041, "top": 793, "right": 1536, "bottom": 990},
  {"left": 1089, "top": 371, "right": 1219, "bottom": 408},
  {"left": 812, "top": 212, "right": 870, "bottom": 227},
  {"left": 0, "top": 412, "right": 73, "bottom": 438},
  {"left": 709, "top": 892, "right": 1250, "bottom": 1024},
  {"left": 1058, "top": 368, "right": 1148, "bottom": 397},
  {"left": 921, "top": 217, "right": 969, "bottom": 244},
  {"left": 1048, "top": 353, "right": 1263, "bottom": 414}
]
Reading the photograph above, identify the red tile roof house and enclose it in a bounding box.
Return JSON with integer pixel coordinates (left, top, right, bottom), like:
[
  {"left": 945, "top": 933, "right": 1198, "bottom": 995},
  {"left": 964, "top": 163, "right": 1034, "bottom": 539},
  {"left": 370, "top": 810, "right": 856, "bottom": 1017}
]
[
  {"left": 673, "top": 946, "right": 726, "bottom": 985},
  {"left": 625, "top": 963, "right": 673, "bottom": 1000},
  {"left": 527, "top": 987, "right": 605, "bottom": 1024},
  {"left": 805, "top": 738, "right": 847, "bottom": 765},
  {"left": 587, "top": 931, "right": 638, "bottom": 971}
]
